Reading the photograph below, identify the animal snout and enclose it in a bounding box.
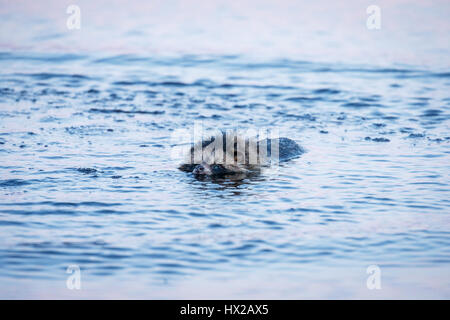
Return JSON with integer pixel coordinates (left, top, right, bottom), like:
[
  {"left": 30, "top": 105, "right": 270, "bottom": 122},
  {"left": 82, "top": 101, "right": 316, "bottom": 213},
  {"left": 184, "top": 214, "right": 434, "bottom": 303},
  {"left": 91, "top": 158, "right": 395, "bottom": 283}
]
[
  {"left": 193, "top": 165, "right": 204, "bottom": 174},
  {"left": 193, "top": 163, "right": 211, "bottom": 175}
]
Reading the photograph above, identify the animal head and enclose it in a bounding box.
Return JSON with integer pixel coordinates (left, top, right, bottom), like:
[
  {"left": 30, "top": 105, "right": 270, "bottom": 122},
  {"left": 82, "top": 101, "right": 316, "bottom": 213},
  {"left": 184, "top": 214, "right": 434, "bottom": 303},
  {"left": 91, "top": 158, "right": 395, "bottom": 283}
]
[{"left": 180, "top": 132, "right": 255, "bottom": 176}]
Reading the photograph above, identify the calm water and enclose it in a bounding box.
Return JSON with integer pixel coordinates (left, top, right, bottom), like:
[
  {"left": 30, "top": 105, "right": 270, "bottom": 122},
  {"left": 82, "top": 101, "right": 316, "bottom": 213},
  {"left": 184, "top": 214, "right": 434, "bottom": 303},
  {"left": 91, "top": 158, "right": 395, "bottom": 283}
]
[{"left": 0, "top": 0, "right": 449, "bottom": 299}]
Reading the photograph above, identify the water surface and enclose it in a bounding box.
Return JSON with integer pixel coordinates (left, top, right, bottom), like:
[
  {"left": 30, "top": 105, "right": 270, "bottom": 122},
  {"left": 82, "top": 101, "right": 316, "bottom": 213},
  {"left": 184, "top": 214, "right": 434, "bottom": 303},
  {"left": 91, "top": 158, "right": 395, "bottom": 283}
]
[{"left": 0, "top": 0, "right": 449, "bottom": 299}]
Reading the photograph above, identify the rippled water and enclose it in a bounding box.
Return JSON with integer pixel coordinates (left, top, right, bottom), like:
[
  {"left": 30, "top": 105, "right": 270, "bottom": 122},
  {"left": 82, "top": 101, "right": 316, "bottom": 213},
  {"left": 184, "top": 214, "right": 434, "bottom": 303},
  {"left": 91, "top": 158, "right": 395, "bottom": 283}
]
[{"left": 0, "top": 0, "right": 449, "bottom": 299}]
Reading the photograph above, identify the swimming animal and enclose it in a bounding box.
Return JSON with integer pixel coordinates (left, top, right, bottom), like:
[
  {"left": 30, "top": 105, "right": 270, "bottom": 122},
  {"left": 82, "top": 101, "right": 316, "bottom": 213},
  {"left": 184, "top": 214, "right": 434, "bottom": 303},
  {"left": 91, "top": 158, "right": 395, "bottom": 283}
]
[{"left": 178, "top": 131, "right": 304, "bottom": 177}]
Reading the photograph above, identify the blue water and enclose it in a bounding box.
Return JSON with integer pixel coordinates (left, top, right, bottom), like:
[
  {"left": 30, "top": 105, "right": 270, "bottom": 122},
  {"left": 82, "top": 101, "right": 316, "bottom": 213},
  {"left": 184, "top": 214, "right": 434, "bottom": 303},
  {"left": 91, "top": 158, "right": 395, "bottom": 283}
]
[{"left": 0, "top": 0, "right": 449, "bottom": 299}]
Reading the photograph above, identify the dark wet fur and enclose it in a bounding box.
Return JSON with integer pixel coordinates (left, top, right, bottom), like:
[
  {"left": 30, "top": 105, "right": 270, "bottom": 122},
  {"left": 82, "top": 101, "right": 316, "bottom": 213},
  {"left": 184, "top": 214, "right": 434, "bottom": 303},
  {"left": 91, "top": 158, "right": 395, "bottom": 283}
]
[{"left": 179, "top": 132, "right": 304, "bottom": 178}]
